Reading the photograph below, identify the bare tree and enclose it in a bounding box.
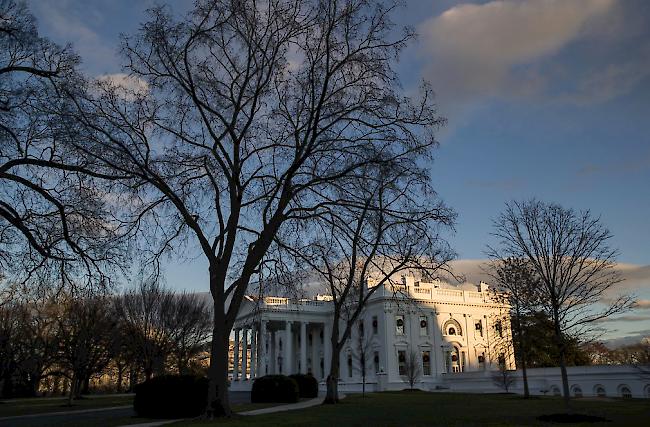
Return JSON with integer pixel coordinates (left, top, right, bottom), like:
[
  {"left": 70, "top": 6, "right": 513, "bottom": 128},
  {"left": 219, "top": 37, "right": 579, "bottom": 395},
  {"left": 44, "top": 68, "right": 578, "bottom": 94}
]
[
  {"left": 492, "top": 359, "right": 517, "bottom": 393},
  {"left": 349, "top": 318, "right": 373, "bottom": 397},
  {"left": 402, "top": 349, "right": 421, "bottom": 390},
  {"left": 485, "top": 257, "right": 539, "bottom": 398},
  {"left": 0, "top": 0, "right": 127, "bottom": 292},
  {"left": 113, "top": 279, "right": 173, "bottom": 381},
  {"left": 55, "top": 295, "right": 118, "bottom": 405},
  {"left": 163, "top": 293, "right": 212, "bottom": 375},
  {"left": 278, "top": 162, "right": 453, "bottom": 403},
  {"left": 490, "top": 200, "right": 634, "bottom": 410},
  {"left": 67, "top": 0, "right": 446, "bottom": 416}
]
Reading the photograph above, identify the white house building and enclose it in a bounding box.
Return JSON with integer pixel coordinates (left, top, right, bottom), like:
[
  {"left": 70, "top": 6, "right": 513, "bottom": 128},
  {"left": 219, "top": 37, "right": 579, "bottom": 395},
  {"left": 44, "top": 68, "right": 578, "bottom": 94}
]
[{"left": 229, "top": 274, "right": 516, "bottom": 392}]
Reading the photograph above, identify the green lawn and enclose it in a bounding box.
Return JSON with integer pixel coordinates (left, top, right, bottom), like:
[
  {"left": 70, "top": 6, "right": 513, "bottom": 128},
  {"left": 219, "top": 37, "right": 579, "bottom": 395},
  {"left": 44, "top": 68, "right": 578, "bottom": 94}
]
[
  {"left": 0, "top": 394, "right": 134, "bottom": 417},
  {"left": 176, "top": 392, "right": 650, "bottom": 426}
]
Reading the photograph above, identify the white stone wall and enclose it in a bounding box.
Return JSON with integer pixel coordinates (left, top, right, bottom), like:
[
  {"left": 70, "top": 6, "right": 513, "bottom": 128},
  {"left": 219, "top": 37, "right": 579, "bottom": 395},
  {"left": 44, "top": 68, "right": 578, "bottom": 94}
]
[{"left": 441, "top": 365, "right": 650, "bottom": 399}]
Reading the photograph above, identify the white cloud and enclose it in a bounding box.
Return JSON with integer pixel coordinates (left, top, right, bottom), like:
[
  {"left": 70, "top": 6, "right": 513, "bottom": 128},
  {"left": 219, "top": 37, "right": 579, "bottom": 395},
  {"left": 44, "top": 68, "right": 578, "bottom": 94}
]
[
  {"left": 418, "top": 0, "right": 617, "bottom": 108},
  {"left": 96, "top": 73, "right": 149, "bottom": 100}
]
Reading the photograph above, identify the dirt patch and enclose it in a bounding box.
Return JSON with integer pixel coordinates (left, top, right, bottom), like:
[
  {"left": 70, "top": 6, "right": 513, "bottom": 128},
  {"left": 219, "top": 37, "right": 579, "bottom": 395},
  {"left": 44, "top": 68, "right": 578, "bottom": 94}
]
[{"left": 537, "top": 413, "right": 609, "bottom": 423}]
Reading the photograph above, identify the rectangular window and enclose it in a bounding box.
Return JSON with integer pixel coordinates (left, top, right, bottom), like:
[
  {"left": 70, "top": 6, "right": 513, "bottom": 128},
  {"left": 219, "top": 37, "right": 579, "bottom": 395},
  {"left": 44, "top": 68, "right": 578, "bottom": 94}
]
[
  {"left": 372, "top": 316, "right": 378, "bottom": 335},
  {"left": 359, "top": 320, "right": 364, "bottom": 337},
  {"left": 419, "top": 315, "right": 428, "bottom": 336},
  {"left": 374, "top": 351, "right": 380, "bottom": 373},
  {"left": 395, "top": 315, "right": 405, "bottom": 335},
  {"left": 348, "top": 355, "right": 353, "bottom": 378},
  {"left": 398, "top": 350, "right": 406, "bottom": 375},
  {"left": 495, "top": 321, "right": 503, "bottom": 338},
  {"left": 422, "top": 351, "right": 431, "bottom": 376},
  {"left": 475, "top": 321, "right": 483, "bottom": 337}
]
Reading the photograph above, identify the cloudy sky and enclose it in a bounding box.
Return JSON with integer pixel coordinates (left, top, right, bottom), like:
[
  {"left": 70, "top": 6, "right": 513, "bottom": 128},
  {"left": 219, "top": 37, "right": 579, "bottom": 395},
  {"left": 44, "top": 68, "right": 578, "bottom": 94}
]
[{"left": 26, "top": 0, "right": 650, "bottom": 342}]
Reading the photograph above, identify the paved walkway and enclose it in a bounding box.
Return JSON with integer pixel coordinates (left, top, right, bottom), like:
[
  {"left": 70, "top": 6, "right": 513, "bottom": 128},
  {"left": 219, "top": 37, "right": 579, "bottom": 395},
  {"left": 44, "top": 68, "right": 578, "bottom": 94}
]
[
  {"left": 239, "top": 395, "right": 328, "bottom": 416},
  {"left": 118, "top": 394, "right": 344, "bottom": 427}
]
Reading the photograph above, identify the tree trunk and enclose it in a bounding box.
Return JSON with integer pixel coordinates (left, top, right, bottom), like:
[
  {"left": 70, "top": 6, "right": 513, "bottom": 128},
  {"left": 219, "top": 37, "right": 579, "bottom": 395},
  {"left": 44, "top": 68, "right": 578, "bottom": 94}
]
[
  {"left": 205, "top": 289, "right": 231, "bottom": 418},
  {"left": 116, "top": 364, "right": 124, "bottom": 393},
  {"left": 553, "top": 315, "right": 571, "bottom": 413},
  {"left": 515, "top": 309, "right": 530, "bottom": 398},
  {"left": 67, "top": 375, "right": 77, "bottom": 406},
  {"left": 324, "top": 330, "right": 340, "bottom": 404}
]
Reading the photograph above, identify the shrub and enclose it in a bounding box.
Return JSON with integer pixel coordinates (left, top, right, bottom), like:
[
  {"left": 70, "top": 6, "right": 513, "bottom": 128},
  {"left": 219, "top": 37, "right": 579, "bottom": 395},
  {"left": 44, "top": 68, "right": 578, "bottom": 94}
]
[
  {"left": 134, "top": 375, "right": 208, "bottom": 418},
  {"left": 289, "top": 373, "right": 319, "bottom": 398},
  {"left": 251, "top": 375, "right": 299, "bottom": 403}
]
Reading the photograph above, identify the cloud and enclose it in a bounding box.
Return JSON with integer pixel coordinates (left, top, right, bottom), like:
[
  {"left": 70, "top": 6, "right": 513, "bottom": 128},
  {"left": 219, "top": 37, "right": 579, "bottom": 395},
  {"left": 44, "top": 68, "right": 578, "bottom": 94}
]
[
  {"left": 418, "top": 0, "right": 619, "bottom": 110},
  {"left": 96, "top": 73, "right": 149, "bottom": 100},
  {"left": 634, "top": 299, "right": 650, "bottom": 310},
  {"left": 557, "top": 52, "right": 650, "bottom": 105},
  {"left": 445, "top": 259, "right": 650, "bottom": 295},
  {"left": 31, "top": 0, "right": 119, "bottom": 75}
]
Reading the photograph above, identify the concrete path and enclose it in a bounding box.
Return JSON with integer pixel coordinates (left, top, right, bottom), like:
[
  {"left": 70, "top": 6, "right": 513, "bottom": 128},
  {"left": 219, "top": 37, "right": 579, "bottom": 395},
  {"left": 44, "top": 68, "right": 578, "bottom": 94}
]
[
  {"left": 118, "top": 393, "right": 344, "bottom": 426},
  {"left": 240, "top": 393, "right": 346, "bottom": 416}
]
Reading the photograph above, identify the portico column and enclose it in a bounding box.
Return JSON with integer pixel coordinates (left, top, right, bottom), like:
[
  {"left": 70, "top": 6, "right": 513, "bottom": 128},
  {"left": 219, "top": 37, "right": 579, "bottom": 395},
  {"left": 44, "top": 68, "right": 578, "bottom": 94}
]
[
  {"left": 241, "top": 328, "right": 249, "bottom": 380},
  {"left": 270, "top": 330, "right": 276, "bottom": 374},
  {"left": 300, "top": 322, "right": 307, "bottom": 374},
  {"left": 233, "top": 328, "right": 240, "bottom": 380},
  {"left": 250, "top": 326, "right": 257, "bottom": 378},
  {"left": 311, "top": 326, "right": 319, "bottom": 377},
  {"left": 284, "top": 321, "right": 293, "bottom": 374},
  {"left": 323, "top": 320, "right": 332, "bottom": 378},
  {"left": 259, "top": 320, "right": 267, "bottom": 376}
]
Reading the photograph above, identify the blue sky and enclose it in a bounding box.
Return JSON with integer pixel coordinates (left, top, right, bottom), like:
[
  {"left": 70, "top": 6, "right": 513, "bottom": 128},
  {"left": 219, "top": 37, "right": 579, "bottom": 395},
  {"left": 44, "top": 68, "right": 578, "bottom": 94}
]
[{"left": 26, "top": 0, "right": 650, "bottom": 341}]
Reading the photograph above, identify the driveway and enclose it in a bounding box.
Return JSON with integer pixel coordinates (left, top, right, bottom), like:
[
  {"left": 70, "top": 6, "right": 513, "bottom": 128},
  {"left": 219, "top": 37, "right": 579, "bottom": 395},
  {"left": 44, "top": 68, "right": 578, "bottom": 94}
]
[{"left": 0, "top": 392, "right": 251, "bottom": 427}]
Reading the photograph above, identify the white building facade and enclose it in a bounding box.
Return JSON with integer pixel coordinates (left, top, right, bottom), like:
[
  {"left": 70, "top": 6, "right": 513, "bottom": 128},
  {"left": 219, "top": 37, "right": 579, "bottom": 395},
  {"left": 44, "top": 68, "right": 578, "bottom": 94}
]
[{"left": 229, "top": 275, "right": 516, "bottom": 392}]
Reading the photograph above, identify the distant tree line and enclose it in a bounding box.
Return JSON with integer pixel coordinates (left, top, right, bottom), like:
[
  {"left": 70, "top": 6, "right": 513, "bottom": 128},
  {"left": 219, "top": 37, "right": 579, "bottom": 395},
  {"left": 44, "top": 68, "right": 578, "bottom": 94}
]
[{"left": 0, "top": 281, "right": 211, "bottom": 400}]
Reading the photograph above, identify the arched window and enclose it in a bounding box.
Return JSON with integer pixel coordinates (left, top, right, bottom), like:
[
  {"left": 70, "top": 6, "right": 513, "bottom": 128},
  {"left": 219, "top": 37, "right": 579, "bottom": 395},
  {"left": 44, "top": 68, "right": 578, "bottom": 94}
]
[
  {"left": 571, "top": 385, "right": 583, "bottom": 398},
  {"left": 443, "top": 319, "right": 462, "bottom": 336},
  {"left": 594, "top": 385, "right": 606, "bottom": 397},
  {"left": 550, "top": 385, "right": 561, "bottom": 397},
  {"left": 644, "top": 384, "right": 650, "bottom": 399},
  {"left": 619, "top": 385, "right": 632, "bottom": 398}
]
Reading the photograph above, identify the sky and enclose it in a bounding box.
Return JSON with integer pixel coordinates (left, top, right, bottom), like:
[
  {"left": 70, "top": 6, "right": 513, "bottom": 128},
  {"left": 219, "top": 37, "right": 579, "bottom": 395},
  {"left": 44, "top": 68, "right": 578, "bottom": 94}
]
[{"left": 26, "top": 0, "right": 650, "bottom": 343}]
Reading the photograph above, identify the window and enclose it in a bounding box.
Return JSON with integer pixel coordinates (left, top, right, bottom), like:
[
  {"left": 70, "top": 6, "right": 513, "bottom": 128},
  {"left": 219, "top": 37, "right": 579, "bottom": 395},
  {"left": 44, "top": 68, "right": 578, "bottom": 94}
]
[
  {"left": 495, "top": 321, "right": 503, "bottom": 338},
  {"left": 374, "top": 351, "right": 380, "bottom": 373},
  {"left": 396, "top": 315, "right": 405, "bottom": 335},
  {"left": 398, "top": 350, "right": 406, "bottom": 375},
  {"left": 443, "top": 319, "right": 462, "bottom": 336},
  {"left": 419, "top": 316, "right": 428, "bottom": 336},
  {"left": 372, "top": 316, "right": 378, "bottom": 335},
  {"left": 551, "top": 386, "right": 561, "bottom": 397},
  {"left": 475, "top": 321, "right": 483, "bottom": 337},
  {"left": 347, "top": 354, "right": 353, "bottom": 378},
  {"left": 572, "top": 385, "right": 583, "bottom": 398},
  {"left": 595, "top": 386, "right": 606, "bottom": 397},
  {"left": 620, "top": 385, "right": 632, "bottom": 398},
  {"left": 422, "top": 351, "right": 431, "bottom": 376},
  {"left": 498, "top": 353, "right": 506, "bottom": 368},
  {"left": 359, "top": 320, "right": 364, "bottom": 337}
]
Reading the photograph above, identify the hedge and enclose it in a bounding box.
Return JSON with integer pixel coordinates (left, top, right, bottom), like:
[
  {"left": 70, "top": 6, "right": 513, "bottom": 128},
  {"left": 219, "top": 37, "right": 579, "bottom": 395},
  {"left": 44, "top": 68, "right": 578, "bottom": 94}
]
[
  {"left": 251, "top": 375, "right": 299, "bottom": 403},
  {"left": 134, "top": 375, "right": 208, "bottom": 418},
  {"left": 289, "top": 373, "right": 319, "bottom": 398}
]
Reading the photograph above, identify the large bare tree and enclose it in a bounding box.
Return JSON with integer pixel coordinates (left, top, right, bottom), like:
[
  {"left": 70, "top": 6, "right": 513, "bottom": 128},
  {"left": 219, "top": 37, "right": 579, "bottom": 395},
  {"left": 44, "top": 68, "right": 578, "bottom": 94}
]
[
  {"left": 490, "top": 200, "right": 634, "bottom": 409},
  {"left": 0, "top": 0, "right": 127, "bottom": 291},
  {"left": 278, "top": 162, "right": 454, "bottom": 403},
  {"left": 68, "top": 0, "right": 444, "bottom": 416}
]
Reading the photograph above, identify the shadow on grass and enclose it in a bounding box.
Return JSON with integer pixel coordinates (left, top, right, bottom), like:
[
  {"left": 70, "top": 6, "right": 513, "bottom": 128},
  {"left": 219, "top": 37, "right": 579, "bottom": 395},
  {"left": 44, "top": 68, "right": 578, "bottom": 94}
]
[{"left": 538, "top": 413, "right": 609, "bottom": 423}]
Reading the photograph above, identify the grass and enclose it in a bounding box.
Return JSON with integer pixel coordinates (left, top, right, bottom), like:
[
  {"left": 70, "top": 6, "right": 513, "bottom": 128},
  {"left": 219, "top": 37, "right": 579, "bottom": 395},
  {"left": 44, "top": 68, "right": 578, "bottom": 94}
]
[
  {"left": 175, "top": 391, "right": 650, "bottom": 426},
  {"left": 0, "top": 394, "right": 134, "bottom": 417}
]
